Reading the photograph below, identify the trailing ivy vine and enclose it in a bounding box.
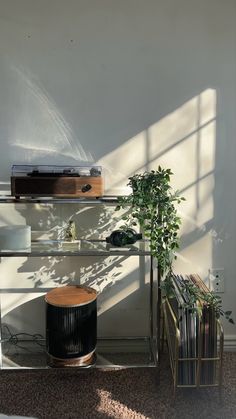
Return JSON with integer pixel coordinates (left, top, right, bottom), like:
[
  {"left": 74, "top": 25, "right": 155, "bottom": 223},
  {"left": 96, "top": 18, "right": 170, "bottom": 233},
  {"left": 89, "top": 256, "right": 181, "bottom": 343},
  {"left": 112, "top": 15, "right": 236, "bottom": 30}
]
[{"left": 115, "top": 167, "right": 185, "bottom": 277}]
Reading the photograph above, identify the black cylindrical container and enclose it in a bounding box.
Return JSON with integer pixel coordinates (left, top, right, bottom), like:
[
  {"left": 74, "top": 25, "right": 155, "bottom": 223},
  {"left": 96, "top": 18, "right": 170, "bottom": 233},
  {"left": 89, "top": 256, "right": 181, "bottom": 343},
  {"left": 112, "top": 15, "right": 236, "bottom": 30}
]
[{"left": 45, "top": 285, "right": 97, "bottom": 367}]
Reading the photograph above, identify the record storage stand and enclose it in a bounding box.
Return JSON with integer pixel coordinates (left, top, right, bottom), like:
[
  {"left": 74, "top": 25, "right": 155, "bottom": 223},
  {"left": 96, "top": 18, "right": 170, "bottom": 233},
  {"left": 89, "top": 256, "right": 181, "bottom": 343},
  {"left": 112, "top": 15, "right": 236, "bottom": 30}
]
[
  {"left": 162, "top": 298, "right": 224, "bottom": 396},
  {"left": 0, "top": 196, "right": 161, "bottom": 371}
]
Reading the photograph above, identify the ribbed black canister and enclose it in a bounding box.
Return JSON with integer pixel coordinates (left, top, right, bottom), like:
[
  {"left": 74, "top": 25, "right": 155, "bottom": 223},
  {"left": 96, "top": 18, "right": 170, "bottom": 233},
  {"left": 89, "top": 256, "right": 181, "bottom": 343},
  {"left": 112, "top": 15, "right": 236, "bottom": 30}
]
[{"left": 45, "top": 285, "right": 97, "bottom": 364}]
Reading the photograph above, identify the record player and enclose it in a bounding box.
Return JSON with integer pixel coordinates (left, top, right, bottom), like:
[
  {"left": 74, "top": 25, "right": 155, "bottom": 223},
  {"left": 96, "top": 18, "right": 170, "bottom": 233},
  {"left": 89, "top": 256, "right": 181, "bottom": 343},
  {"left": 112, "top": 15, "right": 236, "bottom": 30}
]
[{"left": 11, "top": 165, "right": 104, "bottom": 198}]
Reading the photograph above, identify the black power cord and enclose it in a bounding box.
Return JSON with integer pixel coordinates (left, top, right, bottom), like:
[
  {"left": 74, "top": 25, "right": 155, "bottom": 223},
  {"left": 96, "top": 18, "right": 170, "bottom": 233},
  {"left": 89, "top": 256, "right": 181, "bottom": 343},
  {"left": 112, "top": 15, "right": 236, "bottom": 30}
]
[{"left": 1, "top": 324, "right": 45, "bottom": 352}]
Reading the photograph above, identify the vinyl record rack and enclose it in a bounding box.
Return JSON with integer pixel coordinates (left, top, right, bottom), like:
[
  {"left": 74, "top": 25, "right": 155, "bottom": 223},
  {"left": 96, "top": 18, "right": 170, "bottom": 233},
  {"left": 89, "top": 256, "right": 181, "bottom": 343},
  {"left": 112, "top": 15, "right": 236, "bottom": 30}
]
[{"left": 162, "top": 295, "right": 224, "bottom": 396}]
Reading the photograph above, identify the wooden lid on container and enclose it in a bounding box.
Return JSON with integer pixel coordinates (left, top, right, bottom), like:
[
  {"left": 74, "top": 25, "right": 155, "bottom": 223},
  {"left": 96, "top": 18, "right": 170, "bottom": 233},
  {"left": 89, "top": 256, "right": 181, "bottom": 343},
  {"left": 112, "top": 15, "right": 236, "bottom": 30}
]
[{"left": 45, "top": 285, "right": 97, "bottom": 307}]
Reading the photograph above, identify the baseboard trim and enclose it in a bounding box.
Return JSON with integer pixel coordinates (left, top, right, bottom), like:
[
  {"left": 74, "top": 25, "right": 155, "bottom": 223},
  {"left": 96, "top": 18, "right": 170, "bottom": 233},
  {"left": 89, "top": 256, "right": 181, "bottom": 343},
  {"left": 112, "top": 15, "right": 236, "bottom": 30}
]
[
  {"left": 223, "top": 335, "right": 236, "bottom": 351},
  {"left": 97, "top": 336, "right": 236, "bottom": 353},
  {"left": 97, "top": 337, "right": 149, "bottom": 353}
]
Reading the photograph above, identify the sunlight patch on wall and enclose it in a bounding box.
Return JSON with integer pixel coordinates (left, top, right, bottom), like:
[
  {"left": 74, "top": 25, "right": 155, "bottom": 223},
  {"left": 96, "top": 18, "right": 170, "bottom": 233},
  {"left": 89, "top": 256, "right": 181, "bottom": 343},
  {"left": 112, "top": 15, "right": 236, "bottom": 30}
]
[
  {"left": 0, "top": 257, "right": 31, "bottom": 291},
  {"left": 98, "top": 130, "right": 148, "bottom": 194},
  {"left": 98, "top": 89, "right": 216, "bottom": 275},
  {"left": 99, "top": 130, "right": 148, "bottom": 173},
  {"left": 0, "top": 203, "right": 30, "bottom": 226},
  {"left": 174, "top": 234, "right": 212, "bottom": 278},
  {"left": 98, "top": 89, "right": 216, "bottom": 198},
  {"left": 97, "top": 257, "right": 145, "bottom": 316},
  {"left": 198, "top": 119, "right": 216, "bottom": 178},
  {"left": 147, "top": 89, "right": 216, "bottom": 189},
  {"left": 197, "top": 173, "right": 215, "bottom": 226},
  {"left": 98, "top": 279, "right": 140, "bottom": 316},
  {"left": 179, "top": 172, "right": 214, "bottom": 233}
]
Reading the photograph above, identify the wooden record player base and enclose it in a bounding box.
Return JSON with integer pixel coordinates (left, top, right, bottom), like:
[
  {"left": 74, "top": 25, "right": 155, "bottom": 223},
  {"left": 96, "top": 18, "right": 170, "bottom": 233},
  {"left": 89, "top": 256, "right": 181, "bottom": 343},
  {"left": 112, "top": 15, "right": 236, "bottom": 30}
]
[
  {"left": 11, "top": 176, "right": 104, "bottom": 198},
  {"left": 47, "top": 350, "right": 96, "bottom": 368}
]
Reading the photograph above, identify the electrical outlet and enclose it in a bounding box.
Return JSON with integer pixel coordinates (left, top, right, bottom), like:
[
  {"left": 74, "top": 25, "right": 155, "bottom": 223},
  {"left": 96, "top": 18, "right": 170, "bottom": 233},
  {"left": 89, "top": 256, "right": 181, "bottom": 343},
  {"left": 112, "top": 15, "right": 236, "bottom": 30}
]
[{"left": 209, "top": 268, "right": 225, "bottom": 293}]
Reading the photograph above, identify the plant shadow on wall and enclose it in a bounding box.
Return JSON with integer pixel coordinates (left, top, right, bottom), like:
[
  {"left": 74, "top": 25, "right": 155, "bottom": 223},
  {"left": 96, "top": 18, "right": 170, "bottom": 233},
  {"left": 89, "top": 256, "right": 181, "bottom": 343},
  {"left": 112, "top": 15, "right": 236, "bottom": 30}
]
[
  {"left": 16, "top": 203, "right": 119, "bottom": 277},
  {"left": 12, "top": 202, "right": 148, "bottom": 318}
]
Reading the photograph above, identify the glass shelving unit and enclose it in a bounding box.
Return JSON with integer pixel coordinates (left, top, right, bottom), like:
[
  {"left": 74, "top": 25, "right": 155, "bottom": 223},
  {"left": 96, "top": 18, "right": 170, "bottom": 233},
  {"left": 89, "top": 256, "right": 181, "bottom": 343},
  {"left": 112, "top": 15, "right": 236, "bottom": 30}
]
[{"left": 0, "top": 196, "right": 160, "bottom": 370}]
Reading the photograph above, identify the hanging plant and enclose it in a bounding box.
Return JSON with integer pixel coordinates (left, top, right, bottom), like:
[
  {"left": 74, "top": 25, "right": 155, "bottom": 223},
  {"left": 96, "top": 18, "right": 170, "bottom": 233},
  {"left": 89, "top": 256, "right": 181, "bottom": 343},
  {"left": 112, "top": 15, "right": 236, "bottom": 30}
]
[{"left": 115, "top": 167, "right": 184, "bottom": 277}]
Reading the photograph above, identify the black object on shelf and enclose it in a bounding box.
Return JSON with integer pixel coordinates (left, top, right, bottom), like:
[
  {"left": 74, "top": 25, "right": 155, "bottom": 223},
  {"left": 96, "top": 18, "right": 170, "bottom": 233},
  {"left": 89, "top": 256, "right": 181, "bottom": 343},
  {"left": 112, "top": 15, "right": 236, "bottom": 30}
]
[
  {"left": 106, "top": 228, "right": 142, "bottom": 247},
  {"left": 45, "top": 285, "right": 97, "bottom": 367}
]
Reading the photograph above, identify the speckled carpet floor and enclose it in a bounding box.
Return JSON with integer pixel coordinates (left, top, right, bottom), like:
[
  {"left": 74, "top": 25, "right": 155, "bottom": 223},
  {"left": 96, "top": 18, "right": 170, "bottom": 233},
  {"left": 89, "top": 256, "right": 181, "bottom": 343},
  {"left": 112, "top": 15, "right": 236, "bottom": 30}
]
[{"left": 0, "top": 353, "right": 236, "bottom": 419}]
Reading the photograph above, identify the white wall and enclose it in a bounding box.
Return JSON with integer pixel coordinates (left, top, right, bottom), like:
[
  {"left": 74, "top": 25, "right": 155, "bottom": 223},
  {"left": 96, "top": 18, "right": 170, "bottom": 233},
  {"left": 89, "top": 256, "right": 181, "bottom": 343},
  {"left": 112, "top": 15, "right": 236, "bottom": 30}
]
[{"left": 0, "top": 0, "right": 236, "bottom": 344}]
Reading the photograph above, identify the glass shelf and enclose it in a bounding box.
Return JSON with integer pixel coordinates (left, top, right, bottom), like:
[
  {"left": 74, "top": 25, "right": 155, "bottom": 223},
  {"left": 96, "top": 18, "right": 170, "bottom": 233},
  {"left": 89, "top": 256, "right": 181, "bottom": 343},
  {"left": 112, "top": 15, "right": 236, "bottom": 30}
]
[
  {"left": 0, "top": 239, "right": 151, "bottom": 257},
  {"left": 0, "top": 196, "right": 120, "bottom": 205},
  {"left": 1, "top": 338, "right": 156, "bottom": 369}
]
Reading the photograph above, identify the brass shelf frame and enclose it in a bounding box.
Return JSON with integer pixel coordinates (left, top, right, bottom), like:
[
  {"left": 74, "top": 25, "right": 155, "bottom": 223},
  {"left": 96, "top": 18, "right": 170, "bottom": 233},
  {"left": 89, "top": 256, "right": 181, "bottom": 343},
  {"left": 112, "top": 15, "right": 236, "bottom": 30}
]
[{"left": 162, "top": 298, "right": 224, "bottom": 396}]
